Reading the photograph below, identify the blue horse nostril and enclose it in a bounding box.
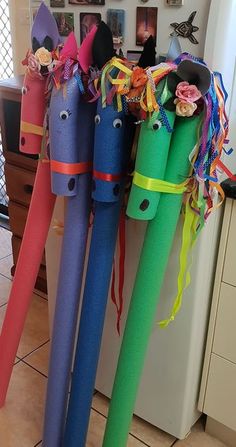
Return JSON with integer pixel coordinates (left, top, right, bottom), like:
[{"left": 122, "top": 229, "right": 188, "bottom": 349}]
[
  {"left": 68, "top": 178, "right": 75, "bottom": 191},
  {"left": 113, "top": 184, "right": 120, "bottom": 196}
]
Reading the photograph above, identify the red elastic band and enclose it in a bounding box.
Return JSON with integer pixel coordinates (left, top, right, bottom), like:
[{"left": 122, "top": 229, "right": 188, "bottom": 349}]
[
  {"left": 93, "top": 169, "right": 122, "bottom": 182},
  {"left": 111, "top": 210, "right": 126, "bottom": 336}
]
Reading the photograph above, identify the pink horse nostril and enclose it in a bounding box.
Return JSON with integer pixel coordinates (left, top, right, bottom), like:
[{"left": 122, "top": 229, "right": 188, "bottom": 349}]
[{"left": 21, "top": 137, "right": 26, "bottom": 146}]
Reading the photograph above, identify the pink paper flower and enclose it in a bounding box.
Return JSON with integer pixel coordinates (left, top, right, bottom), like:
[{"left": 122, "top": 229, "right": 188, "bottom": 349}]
[
  {"left": 174, "top": 99, "right": 197, "bottom": 117},
  {"left": 176, "top": 81, "right": 202, "bottom": 103}
]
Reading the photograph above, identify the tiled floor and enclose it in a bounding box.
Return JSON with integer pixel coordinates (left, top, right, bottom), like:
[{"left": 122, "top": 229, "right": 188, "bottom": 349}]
[{"left": 0, "top": 226, "right": 228, "bottom": 446}]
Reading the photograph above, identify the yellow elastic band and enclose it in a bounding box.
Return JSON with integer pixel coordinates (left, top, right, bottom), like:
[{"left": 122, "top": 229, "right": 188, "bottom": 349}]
[
  {"left": 20, "top": 121, "right": 44, "bottom": 137},
  {"left": 133, "top": 171, "right": 187, "bottom": 194}
]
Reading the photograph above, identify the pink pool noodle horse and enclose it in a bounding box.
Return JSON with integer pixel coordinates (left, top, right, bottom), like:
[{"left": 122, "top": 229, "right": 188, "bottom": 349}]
[{"left": 0, "top": 2, "right": 59, "bottom": 407}]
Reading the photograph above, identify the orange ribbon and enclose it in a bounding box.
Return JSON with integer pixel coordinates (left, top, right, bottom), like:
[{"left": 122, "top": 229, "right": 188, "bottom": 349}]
[{"left": 50, "top": 160, "right": 92, "bottom": 175}]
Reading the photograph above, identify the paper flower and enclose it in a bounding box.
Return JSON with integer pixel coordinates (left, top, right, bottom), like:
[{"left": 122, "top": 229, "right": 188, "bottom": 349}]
[
  {"left": 131, "top": 67, "right": 148, "bottom": 88},
  {"left": 35, "top": 47, "right": 52, "bottom": 67},
  {"left": 174, "top": 98, "right": 197, "bottom": 117},
  {"left": 176, "top": 81, "right": 202, "bottom": 103}
]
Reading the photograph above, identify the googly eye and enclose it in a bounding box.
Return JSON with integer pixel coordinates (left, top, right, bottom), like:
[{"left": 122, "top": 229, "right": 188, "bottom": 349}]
[
  {"left": 22, "top": 86, "right": 29, "bottom": 95},
  {"left": 95, "top": 114, "right": 101, "bottom": 125},
  {"left": 60, "top": 110, "right": 69, "bottom": 120},
  {"left": 152, "top": 119, "right": 162, "bottom": 131},
  {"left": 113, "top": 119, "right": 122, "bottom": 129}
]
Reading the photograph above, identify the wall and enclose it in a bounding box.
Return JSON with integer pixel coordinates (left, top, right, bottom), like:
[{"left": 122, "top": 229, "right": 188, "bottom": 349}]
[
  {"left": 9, "top": 0, "right": 31, "bottom": 75},
  {"left": 31, "top": 0, "right": 211, "bottom": 58}
]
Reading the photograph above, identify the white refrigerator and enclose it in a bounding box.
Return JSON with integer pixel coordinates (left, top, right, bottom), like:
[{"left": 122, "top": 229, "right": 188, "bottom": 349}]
[{"left": 46, "top": 0, "right": 236, "bottom": 439}]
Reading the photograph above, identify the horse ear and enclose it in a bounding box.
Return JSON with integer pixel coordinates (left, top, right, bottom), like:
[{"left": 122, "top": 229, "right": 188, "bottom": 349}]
[
  {"left": 92, "top": 21, "right": 115, "bottom": 69},
  {"left": 43, "top": 36, "right": 54, "bottom": 52},
  {"left": 138, "top": 36, "right": 156, "bottom": 68},
  {"left": 61, "top": 32, "right": 78, "bottom": 60},
  {"left": 32, "top": 37, "right": 41, "bottom": 53},
  {"left": 177, "top": 59, "right": 211, "bottom": 95},
  {"left": 78, "top": 25, "right": 97, "bottom": 73},
  {"left": 31, "top": 2, "right": 60, "bottom": 50}
]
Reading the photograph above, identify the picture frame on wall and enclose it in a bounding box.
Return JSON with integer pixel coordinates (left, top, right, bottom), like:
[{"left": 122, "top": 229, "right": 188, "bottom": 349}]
[
  {"left": 126, "top": 50, "right": 142, "bottom": 63},
  {"left": 80, "top": 13, "right": 101, "bottom": 42},
  {"left": 50, "top": 0, "right": 65, "bottom": 7},
  {"left": 53, "top": 12, "right": 74, "bottom": 37},
  {"left": 69, "top": 0, "right": 105, "bottom": 5},
  {"left": 107, "top": 9, "right": 125, "bottom": 46},
  {"left": 136, "top": 7, "right": 158, "bottom": 46}
]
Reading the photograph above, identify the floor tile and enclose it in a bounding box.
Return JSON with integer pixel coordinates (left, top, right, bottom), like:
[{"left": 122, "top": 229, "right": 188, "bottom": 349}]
[
  {"left": 0, "top": 274, "right": 11, "bottom": 307},
  {"left": 0, "top": 293, "right": 49, "bottom": 358},
  {"left": 0, "top": 362, "right": 46, "bottom": 447},
  {"left": 0, "top": 228, "right": 12, "bottom": 259},
  {"left": 174, "top": 419, "right": 227, "bottom": 446},
  {"left": 24, "top": 342, "right": 50, "bottom": 377},
  {"left": 87, "top": 409, "right": 145, "bottom": 447},
  {"left": 92, "top": 393, "right": 175, "bottom": 446},
  {"left": 0, "top": 254, "right": 13, "bottom": 279}
]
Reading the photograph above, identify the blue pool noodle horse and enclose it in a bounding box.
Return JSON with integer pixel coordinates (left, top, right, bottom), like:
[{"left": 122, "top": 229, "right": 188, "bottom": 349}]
[{"left": 63, "top": 22, "right": 136, "bottom": 447}]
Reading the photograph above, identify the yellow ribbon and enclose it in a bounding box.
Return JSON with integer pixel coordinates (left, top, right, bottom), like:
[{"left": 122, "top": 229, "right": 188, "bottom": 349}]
[
  {"left": 101, "top": 57, "right": 132, "bottom": 109},
  {"left": 159, "top": 200, "right": 199, "bottom": 328},
  {"left": 20, "top": 121, "right": 44, "bottom": 136},
  {"left": 133, "top": 171, "right": 187, "bottom": 194},
  {"left": 133, "top": 169, "right": 199, "bottom": 328}
]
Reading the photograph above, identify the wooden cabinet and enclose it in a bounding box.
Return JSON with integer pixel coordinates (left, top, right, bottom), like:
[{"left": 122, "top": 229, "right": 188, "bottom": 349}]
[
  {"left": 0, "top": 76, "right": 47, "bottom": 293},
  {"left": 204, "top": 354, "right": 236, "bottom": 432},
  {"left": 199, "top": 198, "right": 236, "bottom": 446}
]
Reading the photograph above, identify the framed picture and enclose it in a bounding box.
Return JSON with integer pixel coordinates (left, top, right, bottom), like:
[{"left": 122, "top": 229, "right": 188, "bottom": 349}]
[
  {"left": 107, "top": 9, "right": 125, "bottom": 46},
  {"left": 126, "top": 50, "right": 142, "bottom": 63},
  {"left": 69, "top": 0, "right": 105, "bottom": 5},
  {"left": 136, "top": 7, "right": 158, "bottom": 46},
  {"left": 166, "top": 0, "right": 184, "bottom": 5},
  {"left": 80, "top": 13, "right": 101, "bottom": 42},
  {"left": 50, "top": 0, "right": 65, "bottom": 7},
  {"left": 53, "top": 12, "right": 74, "bottom": 37}
]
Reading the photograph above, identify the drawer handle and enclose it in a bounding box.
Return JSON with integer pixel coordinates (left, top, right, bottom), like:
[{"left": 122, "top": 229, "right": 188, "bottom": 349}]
[{"left": 24, "top": 184, "right": 33, "bottom": 194}]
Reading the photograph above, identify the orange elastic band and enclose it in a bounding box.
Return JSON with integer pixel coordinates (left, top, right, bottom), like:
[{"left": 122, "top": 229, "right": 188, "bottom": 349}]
[{"left": 50, "top": 160, "right": 92, "bottom": 175}]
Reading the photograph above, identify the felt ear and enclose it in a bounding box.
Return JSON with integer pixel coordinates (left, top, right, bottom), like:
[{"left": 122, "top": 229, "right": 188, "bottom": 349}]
[
  {"left": 177, "top": 59, "right": 211, "bottom": 95},
  {"left": 31, "top": 2, "right": 60, "bottom": 50},
  {"left": 92, "top": 21, "right": 115, "bottom": 69},
  {"left": 61, "top": 32, "right": 78, "bottom": 60},
  {"left": 166, "top": 33, "right": 182, "bottom": 62},
  {"left": 138, "top": 36, "right": 156, "bottom": 68},
  {"left": 78, "top": 25, "right": 98, "bottom": 73},
  {"left": 32, "top": 37, "right": 41, "bottom": 54},
  {"left": 43, "top": 36, "right": 54, "bottom": 52}
]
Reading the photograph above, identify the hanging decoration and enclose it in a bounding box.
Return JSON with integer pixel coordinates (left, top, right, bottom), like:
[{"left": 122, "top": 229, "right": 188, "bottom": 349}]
[{"left": 170, "top": 11, "right": 199, "bottom": 44}]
